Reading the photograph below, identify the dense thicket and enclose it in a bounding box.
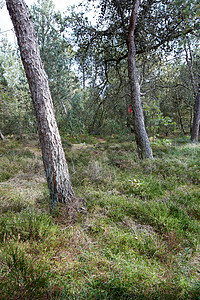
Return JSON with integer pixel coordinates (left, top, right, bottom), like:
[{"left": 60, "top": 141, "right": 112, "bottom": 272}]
[
  {"left": 62, "top": 0, "right": 200, "bottom": 140},
  {"left": 0, "top": 0, "right": 199, "bottom": 142}
]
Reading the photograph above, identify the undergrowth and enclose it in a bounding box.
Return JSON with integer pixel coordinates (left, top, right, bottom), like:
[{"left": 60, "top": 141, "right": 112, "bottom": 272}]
[{"left": 0, "top": 135, "right": 200, "bottom": 299}]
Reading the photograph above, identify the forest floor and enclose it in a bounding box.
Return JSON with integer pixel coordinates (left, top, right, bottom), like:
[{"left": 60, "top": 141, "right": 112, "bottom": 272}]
[{"left": 0, "top": 134, "right": 200, "bottom": 299}]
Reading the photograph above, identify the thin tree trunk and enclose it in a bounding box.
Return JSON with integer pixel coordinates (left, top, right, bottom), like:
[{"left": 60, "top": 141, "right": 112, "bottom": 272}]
[
  {"left": 177, "top": 109, "right": 186, "bottom": 135},
  {"left": 60, "top": 97, "right": 74, "bottom": 133},
  {"left": 191, "top": 92, "right": 200, "bottom": 142},
  {"left": 89, "top": 99, "right": 104, "bottom": 135},
  {"left": 0, "top": 129, "right": 6, "bottom": 141},
  {"left": 128, "top": 0, "right": 153, "bottom": 159},
  {"left": 191, "top": 65, "right": 200, "bottom": 142},
  {"left": 6, "top": 0, "right": 75, "bottom": 207},
  {"left": 185, "top": 43, "right": 200, "bottom": 143},
  {"left": 175, "top": 97, "right": 186, "bottom": 135}
]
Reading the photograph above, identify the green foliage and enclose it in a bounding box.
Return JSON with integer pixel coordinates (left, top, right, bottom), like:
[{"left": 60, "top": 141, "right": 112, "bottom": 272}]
[
  {"left": 31, "top": 0, "right": 84, "bottom": 135},
  {"left": 0, "top": 37, "right": 36, "bottom": 136},
  {"left": 2, "top": 0, "right": 198, "bottom": 138},
  {"left": 144, "top": 101, "right": 176, "bottom": 137},
  {"left": 63, "top": 0, "right": 200, "bottom": 137}
]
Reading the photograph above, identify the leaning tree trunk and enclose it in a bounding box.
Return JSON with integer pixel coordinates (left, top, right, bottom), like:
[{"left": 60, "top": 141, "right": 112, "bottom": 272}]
[
  {"left": 6, "top": 0, "right": 75, "bottom": 207},
  {"left": 127, "top": 0, "right": 153, "bottom": 160}
]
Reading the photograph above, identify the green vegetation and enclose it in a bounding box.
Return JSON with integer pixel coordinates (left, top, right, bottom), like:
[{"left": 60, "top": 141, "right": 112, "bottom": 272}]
[
  {"left": 1, "top": 0, "right": 199, "bottom": 297},
  {"left": 0, "top": 135, "right": 200, "bottom": 299}
]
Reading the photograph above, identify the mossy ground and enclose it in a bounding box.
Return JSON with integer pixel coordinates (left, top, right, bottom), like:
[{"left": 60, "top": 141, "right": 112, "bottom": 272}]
[{"left": 0, "top": 135, "right": 200, "bottom": 299}]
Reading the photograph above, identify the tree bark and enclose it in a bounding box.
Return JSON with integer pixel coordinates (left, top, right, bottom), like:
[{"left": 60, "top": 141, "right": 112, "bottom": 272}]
[
  {"left": 6, "top": 0, "right": 75, "bottom": 207},
  {"left": 128, "top": 0, "right": 153, "bottom": 160}
]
